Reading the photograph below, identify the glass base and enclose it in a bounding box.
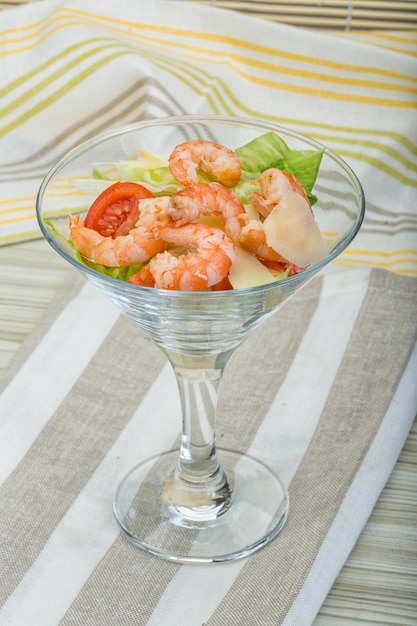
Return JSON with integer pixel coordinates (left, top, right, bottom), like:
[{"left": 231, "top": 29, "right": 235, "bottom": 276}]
[{"left": 113, "top": 449, "right": 289, "bottom": 564}]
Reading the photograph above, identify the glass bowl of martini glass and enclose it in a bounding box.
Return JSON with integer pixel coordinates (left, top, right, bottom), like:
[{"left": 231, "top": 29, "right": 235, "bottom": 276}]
[{"left": 36, "top": 115, "right": 364, "bottom": 564}]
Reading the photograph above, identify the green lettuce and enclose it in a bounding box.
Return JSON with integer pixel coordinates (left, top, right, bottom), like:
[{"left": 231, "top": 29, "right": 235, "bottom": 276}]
[
  {"left": 117, "top": 161, "right": 180, "bottom": 195},
  {"left": 59, "top": 131, "right": 324, "bottom": 285},
  {"left": 234, "top": 132, "right": 323, "bottom": 205},
  {"left": 44, "top": 218, "right": 143, "bottom": 282},
  {"left": 77, "top": 254, "right": 144, "bottom": 281}
]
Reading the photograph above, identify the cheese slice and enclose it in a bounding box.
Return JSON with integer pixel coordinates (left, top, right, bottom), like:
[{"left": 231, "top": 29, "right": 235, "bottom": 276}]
[
  {"left": 229, "top": 247, "right": 276, "bottom": 289},
  {"left": 263, "top": 191, "right": 327, "bottom": 267}
]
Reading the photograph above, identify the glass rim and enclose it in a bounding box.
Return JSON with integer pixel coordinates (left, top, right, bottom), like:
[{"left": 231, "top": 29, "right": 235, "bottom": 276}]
[{"left": 36, "top": 114, "right": 366, "bottom": 299}]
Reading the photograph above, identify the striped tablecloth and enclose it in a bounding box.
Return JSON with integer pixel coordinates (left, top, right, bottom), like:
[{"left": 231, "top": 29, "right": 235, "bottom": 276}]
[{"left": 0, "top": 1, "right": 416, "bottom": 625}]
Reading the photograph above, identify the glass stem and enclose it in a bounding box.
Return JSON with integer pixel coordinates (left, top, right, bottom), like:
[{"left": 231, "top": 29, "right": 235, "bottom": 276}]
[{"left": 162, "top": 351, "right": 233, "bottom": 521}]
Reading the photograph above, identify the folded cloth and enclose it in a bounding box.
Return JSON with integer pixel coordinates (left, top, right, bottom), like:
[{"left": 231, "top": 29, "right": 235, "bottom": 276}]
[
  {"left": 0, "top": 0, "right": 416, "bottom": 277},
  {"left": 0, "top": 264, "right": 416, "bottom": 625}
]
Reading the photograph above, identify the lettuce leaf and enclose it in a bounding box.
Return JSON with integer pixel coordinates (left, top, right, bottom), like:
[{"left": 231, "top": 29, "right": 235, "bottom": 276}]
[
  {"left": 44, "top": 217, "right": 143, "bottom": 282},
  {"left": 59, "top": 131, "right": 324, "bottom": 285},
  {"left": 77, "top": 254, "right": 144, "bottom": 281},
  {"left": 235, "top": 132, "right": 323, "bottom": 205},
  {"left": 117, "top": 161, "right": 181, "bottom": 195}
]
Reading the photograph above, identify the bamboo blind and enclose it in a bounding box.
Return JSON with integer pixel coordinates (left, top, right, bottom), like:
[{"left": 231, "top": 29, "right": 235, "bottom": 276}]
[
  {"left": 181, "top": 0, "right": 417, "bottom": 29},
  {"left": 0, "top": 0, "right": 416, "bottom": 29}
]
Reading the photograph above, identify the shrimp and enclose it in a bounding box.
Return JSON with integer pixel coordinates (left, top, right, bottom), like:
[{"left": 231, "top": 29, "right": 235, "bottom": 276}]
[
  {"left": 69, "top": 196, "right": 170, "bottom": 266},
  {"left": 250, "top": 168, "right": 309, "bottom": 217},
  {"left": 128, "top": 264, "right": 155, "bottom": 287},
  {"left": 235, "top": 216, "right": 286, "bottom": 262},
  {"left": 168, "top": 182, "right": 246, "bottom": 240},
  {"left": 168, "top": 182, "right": 282, "bottom": 262},
  {"left": 135, "top": 196, "right": 172, "bottom": 232},
  {"left": 168, "top": 140, "right": 242, "bottom": 187},
  {"left": 131, "top": 223, "right": 235, "bottom": 291}
]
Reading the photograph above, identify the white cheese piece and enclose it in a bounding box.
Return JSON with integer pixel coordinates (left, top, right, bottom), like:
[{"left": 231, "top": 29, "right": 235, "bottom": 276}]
[
  {"left": 229, "top": 247, "right": 276, "bottom": 289},
  {"left": 263, "top": 191, "right": 327, "bottom": 267}
]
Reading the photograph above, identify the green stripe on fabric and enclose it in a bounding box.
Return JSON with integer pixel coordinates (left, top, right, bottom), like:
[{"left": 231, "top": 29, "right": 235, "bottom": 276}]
[
  {"left": 141, "top": 37, "right": 416, "bottom": 107},
  {"left": 4, "top": 7, "right": 416, "bottom": 89},
  {"left": 0, "top": 230, "right": 41, "bottom": 244},
  {"left": 230, "top": 65, "right": 417, "bottom": 108},
  {"left": 66, "top": 7, "right": 417, "bottom": 84},
  {"left": 0, "top": 42, "right": 129, "bottom": 120},
  {"left": 151, "top": 59, "right": 234, "bottom": 115},
  {"left": 333, "top": 149, "right": 417, "bottom": 187},
  {"left": 295, "top": 125, "right": 417, "bottom": 158},
  {"left": 0, "top": 49, "right": 135, "bottom": 139},
  {"left": 0, "top": 38, "right": 118, "bottom": 98},
  {"left": 145, "top": 53, "right": 417, "bottom": 186},
  {"left": 136, "top": 32, "right": 417, "bottom": 96},
  {"left": 308, "top": 134, "right": 417, "bottom": 176}
]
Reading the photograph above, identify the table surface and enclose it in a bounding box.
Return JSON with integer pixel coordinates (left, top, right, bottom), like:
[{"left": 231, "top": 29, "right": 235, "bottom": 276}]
[{"left": 1, "top": 238, "right": 416, "bottom": 625}]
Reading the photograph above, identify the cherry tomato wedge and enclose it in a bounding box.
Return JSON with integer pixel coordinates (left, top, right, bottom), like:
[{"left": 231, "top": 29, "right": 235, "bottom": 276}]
[{"left": 84, "top": 182, "right": 154, "bottom": 238}]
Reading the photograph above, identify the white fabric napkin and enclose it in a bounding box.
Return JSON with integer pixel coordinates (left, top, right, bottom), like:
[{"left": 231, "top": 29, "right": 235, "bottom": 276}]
[{"left": 0, "top": 263, "right": 416, "bottom": 625}]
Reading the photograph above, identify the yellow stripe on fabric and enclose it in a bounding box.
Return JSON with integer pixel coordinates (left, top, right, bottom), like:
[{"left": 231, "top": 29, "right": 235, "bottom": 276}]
[
  {"left": 0, "top": 230, "right": 41, "bottom": 244},
  {"left": 0, "top": 49, "right": 134, "bottom": 138},
  {"left": 306, "top": 127, "right": 417, "bottom": 158},
  {"left": 347, "top": 30, "right": 417, "bottom": 45},
  {"left": 4, "top": 10, "right": 417, "bottom": 153},
  {"left": 0, "top": 17, "right": 96, "bottom": 57},
  {"left": 0, "top": 214, "right": 37, "bottom": 226},
  {"left": 149, "top": 59, "right": 232, "bottom": 115},
  {"left": 5, "top": 7, "right": 415, "bottom": 88},
  {"left": 0, "top": 206, "right": 33, "bottom": 217},
  {"left": 0, "top": 38, "right": 114, "bottom": 97},
  {"left": 308, "top": 134, "right": 417, "bottom": 175},
  {"left": 340, "top": 249, "right": 417, "bottom": 269},
  {"left": 227, "top": 64, "right": 416, "bottom": 108},
  {"left": 0, "top": 196, "right": 34, "bottom": 206},
  {"left": 129, "top": 34, "right": 417, "bottom": 109},
  {"left": 334, "top": 149, "right": 417, "bottom": 186},
  {"left": 338, "top": 258, "right": 417, "bottom": 276},
  {"left": 67, "top": 7, "right": 417, "bottom": 84},
  {"left": 127, "top": 31, "right": 417, "bottom": 97},
  {"left": 1, "top": 12, "right": 415, "bottom": 185},
  {"left": 360, "top": 44, "right": 417, "bottom": 58},
  {"left": 343, "top": 248, "right": 417, "bottom": 259},
  {"left": 2, "top": 11, "right": 415, "bottom": 111},
  {"left": 356, "top": 31, "right": 417, "bottom": 43},
  {"left": 0, "top": 14, "right": 52, "bottom": 42},
  {"left": 0, "top": 42, "right": 129, "bottom": 120},
  {"left": 149, "top": 55, "right": 417, "bottom": 186},
  {"left": 342, "top": 31, "right": 417, "bottom": 57}
]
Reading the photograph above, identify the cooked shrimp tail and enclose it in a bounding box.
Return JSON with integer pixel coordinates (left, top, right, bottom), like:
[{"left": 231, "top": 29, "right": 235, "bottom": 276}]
[
  {"left": 168, "top": 140, "right": 242, "bottom": 187},
  {"left": 235, "top": 215, "right": 286, "bottom": 262},
  {"left": 168, "top": 182, "right": 245, "bottom": 239},
  {"left": 251, "top": 168, "right": 309, "bottom": 217},
  {"left": 69, "top": 213, "right": 167, "bottom": 267},
  {"left": 128, "top": 264, "right": 155, "bottom": 287},
  {"left": 145, "top": 223, "right": 235, "bottom": 291}
]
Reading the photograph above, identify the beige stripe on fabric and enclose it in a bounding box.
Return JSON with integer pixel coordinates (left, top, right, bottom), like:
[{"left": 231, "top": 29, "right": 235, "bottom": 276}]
[
  {"left": 0, "top": 272, "right": 83, "bottom": 389},
  {"left": 0, "top": 294, "right": 166, "bottom": 604},
  {"left": 2, "top": 77, "right": 185, "bottom": 182},
  {"left": 361, "top": 200, "right": 417, "bottom": 237},
  {"left": 57, "top": 279, "right": 324, "bottom": 624},
  {"left": 208, "top": 268, "right": 417, "bottom": 625}
]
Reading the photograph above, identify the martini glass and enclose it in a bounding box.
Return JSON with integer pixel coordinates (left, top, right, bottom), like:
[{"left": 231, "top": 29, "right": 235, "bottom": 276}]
[{"left": 36, "top": 115, "right": 364, "bottom": 564}]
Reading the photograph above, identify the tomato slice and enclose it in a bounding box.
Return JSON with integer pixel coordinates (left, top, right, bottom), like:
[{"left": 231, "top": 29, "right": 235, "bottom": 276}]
[{"left": 84, "top": 182, "right": 154, "bottom": 238}]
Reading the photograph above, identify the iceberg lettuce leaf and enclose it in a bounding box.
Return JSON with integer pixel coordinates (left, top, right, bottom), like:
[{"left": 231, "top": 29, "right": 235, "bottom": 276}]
[{"left": 235, "top": 132, "right": 323, "bottom": 205}]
